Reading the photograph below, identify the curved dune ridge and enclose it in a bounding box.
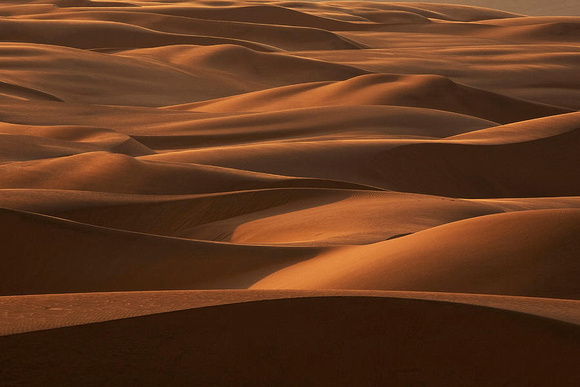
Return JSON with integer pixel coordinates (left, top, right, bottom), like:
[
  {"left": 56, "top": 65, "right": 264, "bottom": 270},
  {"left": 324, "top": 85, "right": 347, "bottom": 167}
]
[{"left": 0, "top": 0, "right": 579, "bottom": 385}]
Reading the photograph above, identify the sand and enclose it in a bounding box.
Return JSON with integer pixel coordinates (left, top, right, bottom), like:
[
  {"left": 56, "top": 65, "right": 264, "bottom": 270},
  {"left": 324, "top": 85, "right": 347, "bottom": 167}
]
[{"left": 0, "top": 0, "right": 579, "bottom": 385}]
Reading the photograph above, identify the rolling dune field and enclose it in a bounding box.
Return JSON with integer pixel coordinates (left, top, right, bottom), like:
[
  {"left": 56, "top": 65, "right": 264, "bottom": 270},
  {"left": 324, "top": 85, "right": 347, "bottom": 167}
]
[{"left": 0, "top": 0, "right": 579, "bottom": 385}]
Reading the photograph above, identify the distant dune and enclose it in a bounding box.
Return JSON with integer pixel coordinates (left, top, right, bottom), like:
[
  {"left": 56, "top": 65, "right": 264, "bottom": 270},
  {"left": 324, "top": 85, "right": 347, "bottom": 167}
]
[
  {"left": 0, "top": 0, "right": 578, "bottom": 385},
  {"left": 386, "top": 0, "right": 580, "bottom": 16}
]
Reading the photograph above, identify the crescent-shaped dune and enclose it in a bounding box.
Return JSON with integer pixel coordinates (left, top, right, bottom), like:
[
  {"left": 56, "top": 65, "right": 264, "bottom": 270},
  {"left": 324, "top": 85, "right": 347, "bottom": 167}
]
[{"left": 0, "top": 0, "right": 579, "bottom": 385}]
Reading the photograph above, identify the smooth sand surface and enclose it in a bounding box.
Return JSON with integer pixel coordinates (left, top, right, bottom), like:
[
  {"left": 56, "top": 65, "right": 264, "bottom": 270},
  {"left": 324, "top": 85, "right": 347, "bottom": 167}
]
[
  {"left": 1, "top": 0, "right": 579, "bottom": 385},
  {"left": 2, "top": 293, "right": 580, "bottom": 386}
]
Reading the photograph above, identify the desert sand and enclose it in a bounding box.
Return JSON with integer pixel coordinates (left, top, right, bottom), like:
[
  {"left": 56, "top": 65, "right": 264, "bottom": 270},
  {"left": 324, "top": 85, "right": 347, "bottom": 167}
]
[{"left": 0, "top": 0, "right": 579, "bottom": 385}]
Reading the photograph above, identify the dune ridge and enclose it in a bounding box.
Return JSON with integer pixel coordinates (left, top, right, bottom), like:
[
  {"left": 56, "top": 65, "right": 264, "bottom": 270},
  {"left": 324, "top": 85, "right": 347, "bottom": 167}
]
[{"left": 1, "top": 0, "right": 579, "bottom": 385}]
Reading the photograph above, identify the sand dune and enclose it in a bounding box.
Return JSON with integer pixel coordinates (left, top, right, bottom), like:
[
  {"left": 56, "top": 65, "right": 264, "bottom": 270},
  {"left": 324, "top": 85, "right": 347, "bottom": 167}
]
[
  {"left": 296, "top": 47, "right": 580, "bottom": 109},
  {"left": 0, "top": 100, "right": 225, "bottom": 130},
  {"left": 137, "top": 121, "right": 579, "bottom": 194},
  {"left": 51, "top": 189, "right": 500, "bottom": 244},
  {"left": 0, "top": 207, "right": 322, "bottom": 295},
  {"left": 394, "top": 0, "right": 580, "bottom": 16},
  {"left": 253, "top": 209, "right": 580, "bottom": 299},
  {"left": 0, "top": 18, "right": 279, "bottom": 51},
  {"left": 375, "top": 127, "right": 580, "bottom": 197},
  {"left": 2, "top": 294, "right": 579, "bottom": 386},
  {"left": 0, "top": 151, "right": 375, "bottom": 194},
  {"left": 23, "top": 10, "right": 363, "bottom": 50},
  {"left": 447, "top": 111, "right": 580, "bottom": 143},
  {"left": 0, "top": 122, "right": 154, "bottom": 158},
  {"left": 6, "top": 188, "right": 580, "bottom": 246},
  {"left": 170, "top": 73, "right": 571, "bottom": 123},
  {"left": 0, "top": 43, "right": 254, "bottom": 106},
  {"left": 70, "top": 4, "right": 376, "bottom": 30},
  {"left": 113, "top": 105, "right": 496, "bottom": 151},
  {"left": 1, "top": 0, "right": 579, "bottom": 385},
  {"left": 140, "top": 138, "right": 416, "bottom": 188},
  {"left": 281, "top": 1, "right": 521, "bottom": 21},
  {"left": 4, "top": 289, "right": 580, "bottom": 335},
  {"left": 477, "top": 18, "right": 580, "bottom": 42},
  {"left": 0, "top": 43, "right": 278, "bottom": 106},
  {"left": 0, "top": 189, "right": 205, "bottom": 213}
]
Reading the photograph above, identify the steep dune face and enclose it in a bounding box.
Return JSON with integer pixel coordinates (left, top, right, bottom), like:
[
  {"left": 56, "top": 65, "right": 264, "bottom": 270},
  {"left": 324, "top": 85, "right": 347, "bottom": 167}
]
[{"left": 1, "top": 0, "right": 579, "bottom": 385}]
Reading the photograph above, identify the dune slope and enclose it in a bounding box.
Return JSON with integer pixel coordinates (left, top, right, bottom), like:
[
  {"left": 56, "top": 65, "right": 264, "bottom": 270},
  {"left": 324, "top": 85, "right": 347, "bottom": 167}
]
[{"left": 2, "top": 296, "right": 579, "bottom": 386}]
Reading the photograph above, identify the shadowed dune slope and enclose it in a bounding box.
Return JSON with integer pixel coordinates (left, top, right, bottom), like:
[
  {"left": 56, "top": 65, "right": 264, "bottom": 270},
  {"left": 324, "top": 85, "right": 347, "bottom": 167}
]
[
  {"left": 0, "top": 207, "right": 322, "bottom": 296},
  {"left": 1, "top": 296, "right": 579, "bottom": 386},
  {"left": 0, "top": 18, "right": 279, "bottom": 51},
  {"left": 374, "top": 127, "right": 580, "bottom": 198},
  {"left": 3, "top": 290, "right": 580, "bottom": 335}
]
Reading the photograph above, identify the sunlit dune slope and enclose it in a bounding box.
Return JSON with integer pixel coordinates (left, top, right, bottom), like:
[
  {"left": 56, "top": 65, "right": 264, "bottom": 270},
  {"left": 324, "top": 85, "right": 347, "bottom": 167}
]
[{"left": 253, "top": 209, "right": 580, "bottom": 299}]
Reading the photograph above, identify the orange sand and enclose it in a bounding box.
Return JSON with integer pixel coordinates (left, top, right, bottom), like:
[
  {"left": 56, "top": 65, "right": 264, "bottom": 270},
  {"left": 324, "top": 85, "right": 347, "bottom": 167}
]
[{"left": 0, "top": 0, "right": 579, "bottom": 385}]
